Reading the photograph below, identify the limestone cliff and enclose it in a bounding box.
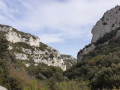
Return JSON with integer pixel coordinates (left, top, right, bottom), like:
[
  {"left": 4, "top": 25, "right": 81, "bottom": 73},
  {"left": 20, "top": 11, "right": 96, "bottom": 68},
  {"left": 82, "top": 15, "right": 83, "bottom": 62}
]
[
  {"left": 78, "top": 5, "right": 120, "bottom": 61},
  {"left": 92, "top": 5, "right": 120, "bottom": 43},
  {"left": 0, "top": 24, "right": 76, "bottom": 71},
  {"left": 0, "top": 25, "right": 40, "bottom": 47}
]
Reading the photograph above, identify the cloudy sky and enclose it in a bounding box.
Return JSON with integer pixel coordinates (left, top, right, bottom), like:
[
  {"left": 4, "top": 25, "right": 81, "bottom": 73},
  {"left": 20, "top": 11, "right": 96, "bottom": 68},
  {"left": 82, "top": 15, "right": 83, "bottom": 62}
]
[{"left": 0, "top": 0, "right": 120, "bottom": 57}]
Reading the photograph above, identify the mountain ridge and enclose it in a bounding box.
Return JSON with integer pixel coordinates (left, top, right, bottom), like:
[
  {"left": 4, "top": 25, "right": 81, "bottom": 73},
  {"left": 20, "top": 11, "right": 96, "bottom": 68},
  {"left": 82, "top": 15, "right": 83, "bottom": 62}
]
[{"left": 0, "top": 24, "right": 76, "bottom": 71}]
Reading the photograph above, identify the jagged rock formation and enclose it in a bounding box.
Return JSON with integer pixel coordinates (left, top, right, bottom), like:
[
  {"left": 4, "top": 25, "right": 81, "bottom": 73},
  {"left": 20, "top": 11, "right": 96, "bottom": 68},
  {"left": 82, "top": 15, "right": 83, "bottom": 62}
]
[
  {"left": 92, "top": 5, "right": 120, "bottom": 43},
  {"left": 78, "top": 5, "right": 120, "bottom": 61},
  {"left": 0, "top": 25, "right": 76, "bottom": 71}
]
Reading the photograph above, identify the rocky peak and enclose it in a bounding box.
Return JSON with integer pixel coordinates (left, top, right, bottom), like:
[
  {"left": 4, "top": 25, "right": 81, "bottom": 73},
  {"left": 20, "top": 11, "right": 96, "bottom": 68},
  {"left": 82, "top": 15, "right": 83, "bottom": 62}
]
[
  {"left": 0, "top": 24, "right": 40, "bottom": 47},
  {"left": 78, "top": 5, "right": 120, "bottom": 61},
  {"left": 92, "top": 5, "right": 120, "bottom": 43}
]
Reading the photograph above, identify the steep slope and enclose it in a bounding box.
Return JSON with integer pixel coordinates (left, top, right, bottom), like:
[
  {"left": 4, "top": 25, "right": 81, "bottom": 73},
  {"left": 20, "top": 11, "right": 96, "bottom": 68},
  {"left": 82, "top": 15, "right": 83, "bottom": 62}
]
[
  {"left": 77, "top": 5, "right": 120, "bottom": 61},
  {"left": 92, "top": 5, "right": 120, "bottom": 43},
  {"left": 0, "top": 25, "right": 80, "bottom": 90},
  {"left": 0, "top": 24, "right": 76, "bottom": 71},
  {"left": 65, "top": 5, "right": 120, "bottom": 89},
  {"left": 0, "top": 32, "right": 64, "bottom": 90}
]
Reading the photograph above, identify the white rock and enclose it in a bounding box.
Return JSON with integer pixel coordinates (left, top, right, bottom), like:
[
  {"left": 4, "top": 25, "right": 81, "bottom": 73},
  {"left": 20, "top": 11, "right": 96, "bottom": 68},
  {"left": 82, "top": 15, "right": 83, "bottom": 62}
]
[
  {"left": 0, "top": 86, "right": 7, "bottom": 90},
  {"left": 25, "top": 63, "right": 30, "bottom": 67},
  {"left": 92, "top": 5, "right": 120, "bottom": 43},
  {"left": 8, "top": 45, "right": 13, "bottom": 50},
  {"left": 0, "top": 26, "right": 40, "bottom": 47},
  {"left": 15, "top": 53, "right": 28, "bottom": 60},
  {"left": 0, "top": 25, "right": 67, "bottom": 71}
]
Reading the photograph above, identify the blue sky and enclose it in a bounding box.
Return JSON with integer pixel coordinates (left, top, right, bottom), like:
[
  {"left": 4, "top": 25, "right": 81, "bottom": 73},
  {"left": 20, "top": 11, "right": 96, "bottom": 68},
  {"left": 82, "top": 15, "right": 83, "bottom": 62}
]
[{"left": 0, "top": 0, "right": 120, "bottom": 58}]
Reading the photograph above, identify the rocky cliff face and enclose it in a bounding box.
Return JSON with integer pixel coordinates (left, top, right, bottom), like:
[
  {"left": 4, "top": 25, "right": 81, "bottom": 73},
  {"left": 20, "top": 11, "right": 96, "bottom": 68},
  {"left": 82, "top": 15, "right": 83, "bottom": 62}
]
[
  {"left": 92, "top": 5, "right": 120, "bottom": 43},
  {"left": 78, "top": 5, "right": 120, "bottom": 61},
  {"left": 0, "top": 25, "right": 40, "bottom": 47},
  {"left": 0, "top": 25, "right": 76, "bottom": 71}
]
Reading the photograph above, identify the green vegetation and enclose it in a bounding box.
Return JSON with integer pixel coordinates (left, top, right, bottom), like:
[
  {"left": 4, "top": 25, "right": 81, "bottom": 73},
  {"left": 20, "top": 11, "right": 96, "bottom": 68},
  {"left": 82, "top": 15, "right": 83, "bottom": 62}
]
[
  {"left": 65, "top": 35, "right": 120, "bottom": 90},
  {"left": 53, "top": 80, "right": 90, "bottom": 90},
  {"left": 0, "top": 31, "right": 40, "bottom": 90},
  {"left": 27, "top": 63, "right": 63, "bottom": 80},
  {"left": 0, "top": 31, "right": 8, "bottom": 59},
  {"left": 61, "top": 55, "right": 77, "bottom": 69},
  {"left": 2, "top": 24, "right": 120, "bottom": 90},
  {"left": 10, "top": 42, "right": 34, "bottom": 50},
  {"left": 12, "top": 28, "right": 37, "bottom": 39},
  {"left": 38, "top": 42, "right": 48, "bottom": 51},
  {"left": 0, "top": 31, "right": 80, "bottom": 90},
  {"left": 95, "top": 27, "right": 120, "bottom": 45},
  {"left": 50, "top": 54, "right": 54, "bottom": 59},
  {"left": 0, "top": 24, "right": 37, "bottom": 39},
  {"left": 0, "top": 24, "right": 9, "bottom": 28}
]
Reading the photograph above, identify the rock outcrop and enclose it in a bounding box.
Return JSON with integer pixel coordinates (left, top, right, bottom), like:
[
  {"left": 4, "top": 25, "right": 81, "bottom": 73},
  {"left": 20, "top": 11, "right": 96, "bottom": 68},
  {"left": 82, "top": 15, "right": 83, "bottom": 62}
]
[
  {"left": 92, "top": 5, "right": 120, "bottom": 43},
  {"left": 77, "top": 44, "right": 95, "bottom": 60},
  {"left": 0, "top": 25, "right": 40, "bottom": 47},
  {"left": 0, "top": 24, "right": 76, "bottom": 71},
  {"left": 0, "top": 86, "right": 7, "bottom": 90},
  {"left": 78, "top": 5, "right": 120, "bottom": 61}
]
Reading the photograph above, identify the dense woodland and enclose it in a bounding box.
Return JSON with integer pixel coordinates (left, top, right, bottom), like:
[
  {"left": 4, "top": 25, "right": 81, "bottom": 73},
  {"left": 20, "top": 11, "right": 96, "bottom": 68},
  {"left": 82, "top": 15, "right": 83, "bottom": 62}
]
[{"left": 65, "top": 29, "right": 120, "bottom": 90}]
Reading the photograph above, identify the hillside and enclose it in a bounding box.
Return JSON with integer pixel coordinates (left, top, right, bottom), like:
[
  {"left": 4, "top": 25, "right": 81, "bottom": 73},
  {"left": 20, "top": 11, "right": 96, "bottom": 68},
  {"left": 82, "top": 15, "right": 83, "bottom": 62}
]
[
  {"left": 1, "top": 5, "right": 120, "bottom": 90},
  {"left": 0, "top": 24, "right": 76, "bottom": 71},
  {"left": 0, "top": 25, "right": 79, "bottom": 90},
  {"left": 65, "top": 5, "right": 120, "bottom": 90},
  {"left": 77, "top": 5, "right": 120, "bottom": 61}
]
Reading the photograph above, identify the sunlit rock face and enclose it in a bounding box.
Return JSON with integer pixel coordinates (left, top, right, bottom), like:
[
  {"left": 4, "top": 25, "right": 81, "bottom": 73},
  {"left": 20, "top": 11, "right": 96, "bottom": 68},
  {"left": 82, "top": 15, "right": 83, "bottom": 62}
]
[
  {"left": 0, "top": 25, "right": 77, "bottom": 71},
  {"left": 78, "top": 5, "right": 120, "bottom": 61},
  {"left": 92, "top": 5, "right": 120, "bottom": 43},
  {"left": 0, "top": 25, "right": 40, "bottom": 47},
  {"left": 0, "top": 86, "right": 7, "bottom": 90}
]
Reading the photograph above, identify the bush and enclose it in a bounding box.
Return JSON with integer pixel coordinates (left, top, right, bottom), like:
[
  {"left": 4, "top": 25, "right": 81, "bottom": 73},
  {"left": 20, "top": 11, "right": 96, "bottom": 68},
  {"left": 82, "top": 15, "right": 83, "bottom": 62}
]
[
  {"left": 53, "top": 80, "right": 90, "bottom": 90},
  {"left": 95, "top": 29, "right": 118, "bottom": 45},
  {"left": 0, "top": 59, "right": 9, "bottom": 87},
  {"left": 27, "top": 63, "right": 63, "bottom": 80},
  {"left": 0, "top": 31, "right": 8, "bottom": 59}
]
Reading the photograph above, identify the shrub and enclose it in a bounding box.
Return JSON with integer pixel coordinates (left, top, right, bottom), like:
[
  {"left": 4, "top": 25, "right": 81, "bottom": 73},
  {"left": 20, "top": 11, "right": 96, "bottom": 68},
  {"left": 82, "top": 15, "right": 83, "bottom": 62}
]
[
  {"left": 0, "top": 31, "right": 8, "bottom": 59},
  {"left": 53, "top": 80, "right": 90, "bottom": 90},
  {"left": 95, "top": 28, "right": 118, "bottom": 45},
  {"left": 87, "top": 55, "right": 103, "bottom": 65}
]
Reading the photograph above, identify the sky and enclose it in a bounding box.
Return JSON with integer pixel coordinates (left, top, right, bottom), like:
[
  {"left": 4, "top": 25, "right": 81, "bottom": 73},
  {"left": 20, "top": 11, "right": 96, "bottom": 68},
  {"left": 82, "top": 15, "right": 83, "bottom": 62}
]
[{"left": 0, "top": 0, "right": 120, "bottom": 58}]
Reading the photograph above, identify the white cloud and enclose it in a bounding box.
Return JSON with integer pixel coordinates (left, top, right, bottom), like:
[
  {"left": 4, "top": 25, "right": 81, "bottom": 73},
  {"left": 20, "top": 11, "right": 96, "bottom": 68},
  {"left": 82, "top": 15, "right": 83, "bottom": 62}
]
[
  {"left": 40, "top": 34, "right": 64, "bottom": 43},
  {"left": 0, "top": 0, "right": 120, "bottom": 43}
]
